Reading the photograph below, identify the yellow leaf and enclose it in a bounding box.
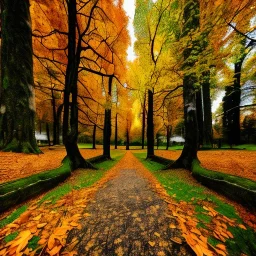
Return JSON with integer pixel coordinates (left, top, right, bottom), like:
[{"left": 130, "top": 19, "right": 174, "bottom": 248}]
[
  {"left": 169, "top": 223, "right": 176, "bottom": 229},
  {"left": 37, "top": 223, "right": 47, "bottom": 228},
  {"left": 148, "top": 241, "right": 156, "bottom": 247},
  {"left": 0, "top": 248, "right": 7, "bottom": 256},
  {"left": 16, "top": 211, "right": 32, "bottom": 224},
  {"left": 154, "top": 232, "right": 160, "bottom": 237},
  {"left": 170, "top": 237, "right": 182, "bottom": 244},
  {"left": 38, "top": 238, "right": 47, "bottom": 245},
  {"left": 6, "top": 223, "right": 20, "bottom": 229},
  {"left": 70, "top": 222, "right": 79, "bottom": 227},
  {"left": 238, "top": 224, "right": 247, "bottom": 230},
  {"left": 114, "top": 238, "right": 122, "bottom": 244},
  {"left": 47, "top": 245, "right": 62, "bottom": 256},
  {"left": 115, "top": 246, "right": 124, "bottom": 256},
  {"left": 32, "top": 214, "right": 42, "bottom": 221},
  {"left": 48, "top": 234, "right": 56, "bottom": 250},
  {"left": 191, "top": 228, "right": 202, "bottom": 236},
  {"left": 54, "top": 227, "right": 69, "bottom": 236}
]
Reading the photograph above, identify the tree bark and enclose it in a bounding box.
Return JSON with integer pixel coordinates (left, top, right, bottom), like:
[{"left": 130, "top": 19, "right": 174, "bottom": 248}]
[
  {"left": 115, "top": 113, "right": 118, "bottom": 149},
  {"left": 165, "top": 0, "right": 199, "bottom": 169},
  {"left": 232, "top": 61, "right": 242, "bottom": 144},
  {"left": 56, "top": 104, "right": 63, "bottom": 145},
  {"left": 92, "top": 124, "right": 96, "bottom": 149},
  {"left": 141, "top": 92, "right": 146, "bottom": 149},
  {"left": 51, "top": 88, "right": 57, "bottom": 145},
  {"left": 62, "top": 0, "right": 94, "bottom": 170},
  {"left": 201, "top": 73, "right": 213, "bottom": 147},
  {"left": 0, "top": 0, "right": 40, "bottom": 153},
  {"left": 46, "top": 123, "right": 51, "bottom": 146},
  {"left": 166, "top": 125, "right": 172, "bottom": 150},
  {"left": 147, "top": 89, "right": 154, "bottom": 158},
  {"left": 103, "top": 76, "right": 113, "bottom": 159},
  {"left": 196, "top": 89, "right": 203, "bottom": 147}
]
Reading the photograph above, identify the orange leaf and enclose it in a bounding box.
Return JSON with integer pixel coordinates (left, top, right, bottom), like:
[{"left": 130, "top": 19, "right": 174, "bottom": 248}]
[
  {"left": 171, "top": 237, "right": 182, "bottom": 244},
  {"left": 216, "top": 244, "right": 226, "bottom": 251}
]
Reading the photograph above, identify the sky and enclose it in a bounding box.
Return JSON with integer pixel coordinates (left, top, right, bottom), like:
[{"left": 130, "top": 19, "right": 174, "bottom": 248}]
[{"left": 123, "top": 0, "right": 137, "bottom": 61}]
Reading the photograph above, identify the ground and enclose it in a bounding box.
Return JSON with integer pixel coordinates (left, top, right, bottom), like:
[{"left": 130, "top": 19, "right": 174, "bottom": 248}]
[
  {"left": 0, "top": 148, "right": 256, "bottom": 255},
  {"left": 1, "top": 147, "right": 256, "bottom": 184}
]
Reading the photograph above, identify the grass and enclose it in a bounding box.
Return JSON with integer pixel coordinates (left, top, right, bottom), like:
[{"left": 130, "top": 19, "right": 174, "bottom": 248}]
[
  {"left": 39, "top": 150, "right": 125, "bottom": 204},
  {"left": 133, "top": 152, "right": 256, "bottom": 256},
  {"left": 0, "top": 205, "right": 28, "bottom": 228},
  {"left": 192, "top": 159, "right": 256, "bottom": 191},
  {"left": 78, "top": 143, "right": 94, "bottom": 149},
  {"left": 0, "top": 151, "right": 125, "bottom": 230}
]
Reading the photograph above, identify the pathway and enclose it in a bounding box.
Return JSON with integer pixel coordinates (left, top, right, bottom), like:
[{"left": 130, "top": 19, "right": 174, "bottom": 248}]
[{"left": 67, "top": 152, "right": 193, "bottom": 255}]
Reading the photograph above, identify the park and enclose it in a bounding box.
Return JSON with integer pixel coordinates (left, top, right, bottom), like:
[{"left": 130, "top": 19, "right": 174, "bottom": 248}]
[{"left": 0, "top": 0, "right": 256, "bottom": 255}]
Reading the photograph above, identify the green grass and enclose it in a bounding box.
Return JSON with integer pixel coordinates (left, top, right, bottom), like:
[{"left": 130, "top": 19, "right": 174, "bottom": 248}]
[
  {"left": 0, "top": 205, "right": 28, "bottom": 228},
  {"left": 39, "top": 151, "right": 125, "bottom": 204},
  {"left": 232, "top": 144, "right": 256, "bottom": 150},
  {"left": 4, "top": 231, "right": 19, "bottom": 243},
  {"left": 192, "top": 159, "right": 256, "bottom": 190},
  {"left": 133, "top": 152, "right": 256, "bottom": 256},
  {"left": 78, "top": 143, "right": 94, "bottom": 149},
  {"left": 155, "top": 145, "right": 184, "bottom": 150},
  {"left": 0, "top": 151, "right": 125, "bottom": 231}
]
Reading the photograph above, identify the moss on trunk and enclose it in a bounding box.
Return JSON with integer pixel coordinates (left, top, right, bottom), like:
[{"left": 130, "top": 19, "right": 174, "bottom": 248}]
[{"left": 0, "top": 0, "right": 40, "bottom": 153}]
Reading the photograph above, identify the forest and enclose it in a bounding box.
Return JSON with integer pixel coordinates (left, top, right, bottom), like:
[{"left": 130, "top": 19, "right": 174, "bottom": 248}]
[{"left": 0, "top": 0, "right": 256, "bottom": 255}]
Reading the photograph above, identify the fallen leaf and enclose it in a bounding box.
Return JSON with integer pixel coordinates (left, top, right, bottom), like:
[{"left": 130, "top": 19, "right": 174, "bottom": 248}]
[
  {"left": 114, "top": 238, "right": 122, "bottom": 244},
  {"left": 170, "top": 237, "right": 182, "bottom": 244},
  {"left": 169, "top": 223, "right": 176, "bottom": 229},
  {"left": 32, "top": 214, "right": 42, "bottom": 221},
  {"left": 148, "top": 241, "right": 156, "bottom": 247},
  {"left": 238, "top": 224, "right": 247, "bottom": 230},
  {"left": 216, "top": 244, "right": 226, "bottom": 251},
  {"left": 37, "top": 223, "right": 47, "bottom": 228},
  {"left": 154, "top": 232, "right": 160, "bottom": 237}
]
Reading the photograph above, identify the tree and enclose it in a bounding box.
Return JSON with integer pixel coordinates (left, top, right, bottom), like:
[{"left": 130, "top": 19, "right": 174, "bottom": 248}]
[
  {"left": 167, "top": 0, "right": 200, "bottom": 169},
  {"left": 0, "top": 0, "right": 40, "bottom": 153},
  {"left": 32, "top": 0, "right": 128, "bottom": 169}
]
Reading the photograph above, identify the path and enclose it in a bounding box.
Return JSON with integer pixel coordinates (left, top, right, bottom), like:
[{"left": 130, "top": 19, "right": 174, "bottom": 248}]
[{"left": 67, "top": 152, "right": 193, "bottom": 256}]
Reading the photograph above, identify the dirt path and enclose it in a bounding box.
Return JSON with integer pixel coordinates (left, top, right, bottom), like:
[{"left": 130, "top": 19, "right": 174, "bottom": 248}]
[{"left": 67, "top": 152, "right": 193, "bottom": 256}]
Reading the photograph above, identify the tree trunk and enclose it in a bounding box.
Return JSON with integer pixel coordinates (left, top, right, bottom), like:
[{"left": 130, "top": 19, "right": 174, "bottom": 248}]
[
  {"left": 63, "top": 0, "right": 94, "bottom": 170},
  {"left": 232, "top": 61, "right": 242, "bottom": 144},
  {"left": 147, "top": 89, "right": 154, "bottom": 158},
  {"left": 103, "top": 76, "right": 113, "bottom": 159},
  {"left": 201, "top": 73, "right": 213, "bottom": 147},
  {"left": 56, "top": 104, "right": 63, "bottom": 145},
  {"left": 92, "top": 124, "right": 96, "bottom": 149},
  {"left": 115, "top": 113, "right": 118, "bottom": 149},
  {"left": 196, "top": 89, "right": 203, "bottom": 147},
  {"left": 172, "top": 75, "right": 198, "bottom": 169},
  {"left": 46, "top": 123, "right": 51, "bottom": 146},
  {"left": 166, "top": 125, "right": 172, "bottom": 150},
  {"left": 0, "top": 0, "right": 40, "bottom": 153},
  {"left": 141, "top": 93, "right": 146, "bottom": 149},
  {"left": 165, "top": 0, "right": 199, "bottom": 170},
  {"left": 51, "top": 88, "right": 57, "bottom": 145}
]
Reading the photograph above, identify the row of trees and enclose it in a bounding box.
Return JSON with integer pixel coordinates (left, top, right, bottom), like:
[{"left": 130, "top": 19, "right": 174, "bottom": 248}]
[
  {"left": 0, "top": 0, "right": 255, "bottom": 171},
  {"left": 128, "top": 0, "right": 255, "bottom": 168}
]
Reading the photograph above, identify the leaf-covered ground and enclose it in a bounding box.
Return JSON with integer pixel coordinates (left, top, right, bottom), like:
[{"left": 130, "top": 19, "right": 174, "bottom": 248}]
[
  {"left": 0, "top": 150, "right": 256, "bottom": 256},
  {"left": 155, "top": 149, "right": 256, "bottom": 181},
  {"left": 0, "top": 147, "right": 102, "bottom": 184}
]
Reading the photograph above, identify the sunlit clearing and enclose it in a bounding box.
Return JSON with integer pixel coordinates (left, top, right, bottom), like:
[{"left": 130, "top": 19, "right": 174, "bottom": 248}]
[{"left": 131, "top": 99, "right": 141, "bottom": 130}]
